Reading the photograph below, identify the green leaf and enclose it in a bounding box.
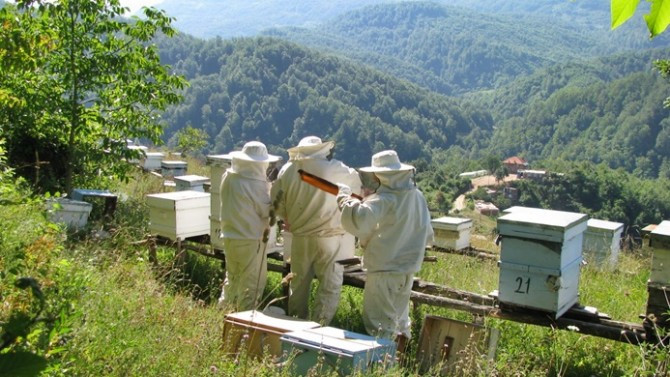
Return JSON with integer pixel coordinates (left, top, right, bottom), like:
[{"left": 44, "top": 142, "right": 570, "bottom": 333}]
[
  {"left": 0, "top": 351, "right": 48, "bottom": 377},
  {"left": 645, "top": 0, "right": 670, "bottom": 37},
  {"left": 611, "top": 0, "right": 640, "bottom": 29}
]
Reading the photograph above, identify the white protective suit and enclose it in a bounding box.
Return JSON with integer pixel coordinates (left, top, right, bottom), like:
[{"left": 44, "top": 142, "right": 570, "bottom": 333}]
[
  {"left": 271, "top": 137, "right": 362, "bottom": 324},
  {"left": 218, "top": 142, "right": 278, "bottom": 311},
  {"left": 338, "top": 151, "right": 433, "bottom": 339}
]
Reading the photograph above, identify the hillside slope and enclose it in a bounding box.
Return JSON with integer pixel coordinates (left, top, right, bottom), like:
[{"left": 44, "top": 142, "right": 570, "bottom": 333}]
[
  {"left": 264, "top": 2, "right": 606, "bottom": 95},
  {"left": 158, "top": 36, "right": 492, "bottom": 167}
]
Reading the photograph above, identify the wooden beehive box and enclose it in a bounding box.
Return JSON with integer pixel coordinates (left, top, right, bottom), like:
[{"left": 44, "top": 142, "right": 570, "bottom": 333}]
[
  {"left": 497, "top": 207, "right": 587, "bottom": 318},
  {"left": 141, "top": 152, "right": 164, "bottom": 171},
  {"left": 146, "top": 191, "right": 210, "bottom": 241},
  {"left": 650, "top": 220, "right": 670, "bottom": 284},
  {"left": 210, "top": 217, "right": 224, "bottom": 250},
  {"left": 582, "top": 219, "right": 624, "bottom": 267},
  {"left": 222, "top": 310, "right": 320, "bottom": 359},
  {"left": 206, "top": 154, "right": 231, "bottom": 195},
  {"left": 646, "top": 281, "right": 670, "bottom": 330},
  {"left": 206, "top": 154, "right": 231, "bottom": 248},
  {"left": 174, "top": 175, "right": 210, "bottom": 192},
  {"left": 46, "top": 198, "right": 93, "bottom": 230},
  {"left": 417, "top": 315, "right": 498, "bottom": 376},
  {"left": 280, "top": 326, "right": 396, "bottom": 376},
  {"left": 431, "top": 216, "right": 473, "bottom": 251},
  {"left": 126, "top": 145, "right": 148, "bottom": 164},
  {"left": 161, "top": 160, "right": 187, "bottom": 178}
]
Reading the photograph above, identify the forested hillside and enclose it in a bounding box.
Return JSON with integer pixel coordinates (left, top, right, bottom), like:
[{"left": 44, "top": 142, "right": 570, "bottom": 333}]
[
  {"left": 157, "top": 36, "right": 493, "bottom": 166},
  {"left": 264, "top": 2, "right": 606, "bottom": 95},
  {"left": 481, "top": 53, "right": 670, "bottom": 179}
]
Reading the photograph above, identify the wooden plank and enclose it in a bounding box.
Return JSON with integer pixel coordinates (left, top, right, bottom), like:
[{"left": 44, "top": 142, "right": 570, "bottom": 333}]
[
  {"left": 431, "top": 246, "right": 498, "bottom": 261},
  {"left": 164, "top": 238, "right": 648, "bottom": 346}
]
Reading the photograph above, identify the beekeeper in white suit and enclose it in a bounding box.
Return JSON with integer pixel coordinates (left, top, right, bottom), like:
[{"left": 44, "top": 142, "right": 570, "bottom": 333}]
[
  {"left": 336, "top": 150, "right": 433, "bottom": 342},
  {"left": 219, "top": 141, "right": 280, "bottom": 311},
  {"left": 271, "top": 136, "right": 362, "bottom": 324}
]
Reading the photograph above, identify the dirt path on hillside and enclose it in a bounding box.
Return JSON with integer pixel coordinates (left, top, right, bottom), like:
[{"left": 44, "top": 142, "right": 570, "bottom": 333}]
[{"left": 452, "top": 174, "right": 519, "bottom": 212}]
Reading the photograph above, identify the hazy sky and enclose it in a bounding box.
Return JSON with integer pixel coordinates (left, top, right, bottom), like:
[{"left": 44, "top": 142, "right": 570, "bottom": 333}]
[{"left": 119, "top": 0, "right": 164, "bottom": 14}]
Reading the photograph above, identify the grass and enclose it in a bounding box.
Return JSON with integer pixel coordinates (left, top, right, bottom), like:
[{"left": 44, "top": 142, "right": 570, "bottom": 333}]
[{"left": 2, "top": 166, "right": 669, "bottom": 376}]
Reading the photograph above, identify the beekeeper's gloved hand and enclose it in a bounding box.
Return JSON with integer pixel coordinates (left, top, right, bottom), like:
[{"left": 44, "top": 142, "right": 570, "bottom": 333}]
[{"left": 336, "top": 183, "right": 352, "bottom": 210}]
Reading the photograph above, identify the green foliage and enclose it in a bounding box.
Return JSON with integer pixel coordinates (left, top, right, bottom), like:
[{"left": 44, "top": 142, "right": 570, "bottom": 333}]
[
  {"left": 483, "top": 57, "right": 670, "bottom": 178},
  {"left": 510, "top": 160, "right": 670, "bottom": 228},
  {"left": 612, "top": 0, "right": 670, "bottom": 37},
  {"left": 157, "top": 36, "right": 491, "bottom": 167},
  {"left": 0, "top": 0, "right": 187, "bottom": 194},
  {"left": 171, "top": 125, "right": 209, "bottom": 157}
]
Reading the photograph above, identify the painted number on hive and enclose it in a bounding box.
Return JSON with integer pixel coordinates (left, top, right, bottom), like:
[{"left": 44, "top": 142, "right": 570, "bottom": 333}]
[{"left": 515, "top": 276, "right": 530, "bottom": 294}]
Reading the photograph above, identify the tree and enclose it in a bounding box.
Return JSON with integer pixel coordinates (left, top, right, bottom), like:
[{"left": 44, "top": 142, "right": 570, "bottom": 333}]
[
  {"left": 0, "top": 0, "right": 187, "bottom": 194},
  {"left": 172, "top": 125, "right": 208, "bottom": 157}
]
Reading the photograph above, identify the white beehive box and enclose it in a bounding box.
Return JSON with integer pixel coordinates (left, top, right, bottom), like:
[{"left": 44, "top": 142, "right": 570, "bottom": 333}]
[
  {"left": 174, "top": 175, "right": 210, "bottom": 192},
  {"left": 141, "top": 152, "right": 164, "bottom": 171},
  {"left": 223, "top": 310, "right": 320, "bottom": 359},
  {"left": 126, "top": 145, "right": 148, "bottom": 164},
  {"left": 282, "top": 231, "right": 293, "bottom": 264},
  {"left": 161, "top": 160, "right": 187, "bottom": 178},
  {"left": 497, "top": 207, "right": 587, "bottom": 318},
  {"left": 210, "top": 217, "right": 224, "bottom": 250},
  {"left": 431, "top": 216, "right": 473, "bottom": 251},
  {"left": 281, "top": 326, "right": 396, "bottom": 376},
  {"left": 207, "top": 154, "right": 231, "bottom": 230},
  {"left": 47, "top": 198, "right": 93, "bottom": 230},
  {"left": 206, "top": 154, "right": 232, "bottom": 195},
  {"left": 146, "top": 191, "right": 210, "bottom": 240},
  {"left": 650, "top": 220, "right": 670, "bottom": 284},
  {"left": 582, "top": 219, "right": 624, "bottom": 267}
]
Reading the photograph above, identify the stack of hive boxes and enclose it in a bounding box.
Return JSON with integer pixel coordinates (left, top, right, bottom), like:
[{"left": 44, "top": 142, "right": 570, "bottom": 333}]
[
  {"left": 647, "top": 220, "right": 670, "bottom": 331},
  {"left": 497, "top": 207, "right": 588, "bottom": 318},
  {"left": 207, "top": 154, "right": 231, "bottom": 250},
  {"left": 146, "top": 191, "right": 210, "bottom": 241}
]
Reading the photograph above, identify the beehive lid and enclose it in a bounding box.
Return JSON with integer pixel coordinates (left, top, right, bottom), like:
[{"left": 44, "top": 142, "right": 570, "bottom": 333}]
[
  {"left": 651, "top": 220, "right": 670, "bottom": 241},
  {"left": 282, "top": 326, "right": 393, "bottom": 354},
  {"left": 498, "top": 208, "right": 587, "bottom": 243},
  {"left": 127, "top": 145, "right": 148, "bottom": 151},
  {"left": 174, "top": 175, "right": 210, "bottom": 185},
  {"left": 206, "top": 154, "right": 232, "bottom": 166},
  {"left": 72, "top": 188, "right": 116, "bottom": 199},
  {"left": 147, "top": 190, "right": 210, "bottom": 202},
  {"left": 502, "top": 206, "right": 538, "bottom": 214},
  {"left": 431, "top": 216, "right": 472, "bottom": 230},
  {"left": 587, "top": 219, "right": 624, "bottom": 233},
  {"left": 225, "top": 310, "right": 320, "bottom": 334},
  {"left": 145, "top": 152, "right": 164, "bottom": 158},
  {"left": 161, "top": 160, "right": 187, "bottom": 167}
]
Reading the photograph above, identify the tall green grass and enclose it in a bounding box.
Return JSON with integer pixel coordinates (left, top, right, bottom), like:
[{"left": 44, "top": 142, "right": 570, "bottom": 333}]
[{"left": 2, "top": 165, "right": 669, "bottom": 376}]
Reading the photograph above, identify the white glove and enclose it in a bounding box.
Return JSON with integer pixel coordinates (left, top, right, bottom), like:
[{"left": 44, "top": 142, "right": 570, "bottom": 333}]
[{"left": 336, "top": 183, "right": 352, "bottom": 210}]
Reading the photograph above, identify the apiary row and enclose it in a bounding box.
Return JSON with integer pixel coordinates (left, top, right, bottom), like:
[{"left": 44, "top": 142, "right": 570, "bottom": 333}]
[{"left": 140, "top": 153, "right": 670, "bottom": 323}]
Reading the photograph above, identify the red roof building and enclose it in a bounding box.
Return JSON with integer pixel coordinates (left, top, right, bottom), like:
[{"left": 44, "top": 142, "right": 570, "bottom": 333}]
[{"left": 503, "top": 156, "right": 529, "bottom": 174}]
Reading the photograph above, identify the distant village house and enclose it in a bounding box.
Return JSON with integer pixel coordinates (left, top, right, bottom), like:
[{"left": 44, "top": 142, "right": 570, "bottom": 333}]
[
  {"left": 503, "top": 156, "right": 528, "bottom": 174},
  {"left": 475, "top": 200, "right": 499, "bottom": 216}
]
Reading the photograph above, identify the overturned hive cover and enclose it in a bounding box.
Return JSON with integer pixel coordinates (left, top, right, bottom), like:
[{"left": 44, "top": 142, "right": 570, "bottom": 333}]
[
  {"left": 161, "top": 160, "right": 187, "bottom": 168},
  {"left": 174, "top": 175, "right": 210, "bottom": 185}
]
